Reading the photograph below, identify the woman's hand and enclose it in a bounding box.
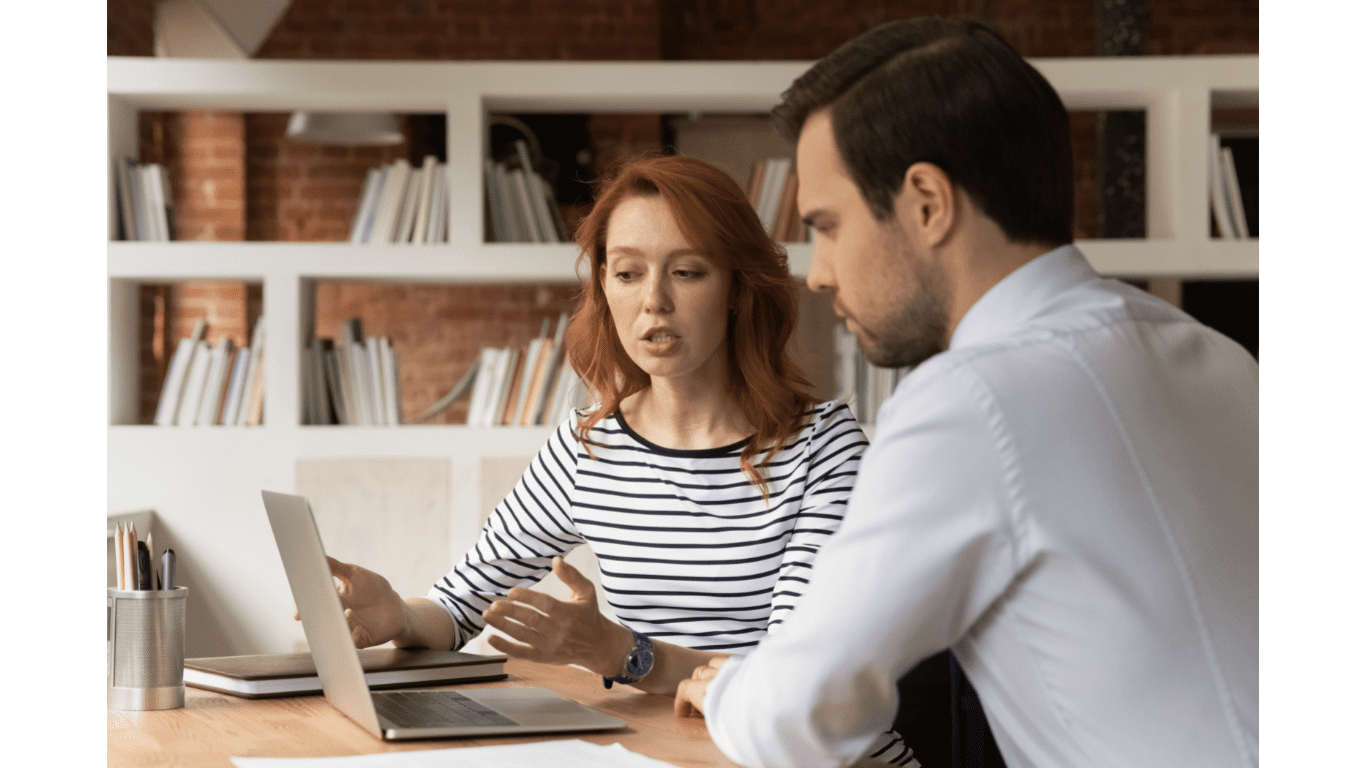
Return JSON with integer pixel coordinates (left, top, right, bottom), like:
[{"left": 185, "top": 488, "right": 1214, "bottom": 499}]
[
  {"left": 674, "top": 656, "right": 727, "bottom": 718},
  {"left": 481, "top": 557, "right": 631, "bottom": 676},
  {"left": 294, "top": 556, "right": 409, "bottom": 649}
]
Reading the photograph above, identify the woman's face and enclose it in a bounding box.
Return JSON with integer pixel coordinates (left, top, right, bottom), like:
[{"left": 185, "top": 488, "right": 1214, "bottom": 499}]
[{"left": 601, "top": 195, "right": 732, "bottom": 389}]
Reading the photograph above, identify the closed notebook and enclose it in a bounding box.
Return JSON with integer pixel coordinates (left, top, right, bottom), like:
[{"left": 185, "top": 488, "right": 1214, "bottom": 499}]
[{"left": 184, "top": 648, "right": 507, "bottom": 699}]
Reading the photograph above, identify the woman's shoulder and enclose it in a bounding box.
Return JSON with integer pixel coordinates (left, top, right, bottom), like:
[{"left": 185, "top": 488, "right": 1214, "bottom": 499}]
[{"left": 799, "top": 399, "right": 861, "bottom": 432}]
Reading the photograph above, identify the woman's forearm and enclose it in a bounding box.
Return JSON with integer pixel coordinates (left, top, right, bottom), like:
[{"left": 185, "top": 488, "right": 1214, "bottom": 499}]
[
  {"left": 393, "top": 597, "right": 458, "bottom": 650},
  {"left": 588, "top": 621, "right": 731, "bottom": 695}
]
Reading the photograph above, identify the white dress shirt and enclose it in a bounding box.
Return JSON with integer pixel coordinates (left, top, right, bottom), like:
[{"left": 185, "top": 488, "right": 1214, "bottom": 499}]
[{"left": 703, "top": 245, "right": 1258, "bottom": 768}]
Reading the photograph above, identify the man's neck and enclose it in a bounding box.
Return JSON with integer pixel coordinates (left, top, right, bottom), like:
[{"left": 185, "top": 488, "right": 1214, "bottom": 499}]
[{"left": 938, "top": 207, "right": 1056, "bottom": 341}]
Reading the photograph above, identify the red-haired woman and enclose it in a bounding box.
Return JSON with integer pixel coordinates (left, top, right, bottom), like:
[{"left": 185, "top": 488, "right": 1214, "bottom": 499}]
[{"left": 323, "top": 155, "right": 913, "bottom": 764}]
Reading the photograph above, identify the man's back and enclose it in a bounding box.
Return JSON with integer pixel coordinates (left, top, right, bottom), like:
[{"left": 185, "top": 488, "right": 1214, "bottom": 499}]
[
  {"left": 698, "top": 246, "right": 1258, "bottom": 768},
  {"left": 937, "top": 246, "right": 1258, "bottom": 766}
]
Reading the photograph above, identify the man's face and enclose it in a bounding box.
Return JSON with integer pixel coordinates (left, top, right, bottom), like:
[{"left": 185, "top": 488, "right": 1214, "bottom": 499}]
[{"left": 796, "top": 110, "right": 948, "bottom": 370}]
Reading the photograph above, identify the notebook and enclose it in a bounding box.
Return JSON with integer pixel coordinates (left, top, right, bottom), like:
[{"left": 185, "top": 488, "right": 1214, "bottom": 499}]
[{"left": 260, "top": 489, "right": 625, "bottom": 740}]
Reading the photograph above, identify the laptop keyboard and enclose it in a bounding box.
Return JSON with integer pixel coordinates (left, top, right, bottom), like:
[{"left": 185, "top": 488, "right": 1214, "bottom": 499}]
[{"left": 372, "top": 690, "right": 517, "bottom": 729}]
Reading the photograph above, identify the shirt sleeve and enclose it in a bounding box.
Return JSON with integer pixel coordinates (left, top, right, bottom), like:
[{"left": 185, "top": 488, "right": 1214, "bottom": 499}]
[
  {"left": 426, "top": 416, "right": 585, "bottom": 649},
  {"left": 766, "top": 402, "right": 868, "bottom": 633},
  {"left": 704, "top": 363, "right": 1021, "bottom": 768}
]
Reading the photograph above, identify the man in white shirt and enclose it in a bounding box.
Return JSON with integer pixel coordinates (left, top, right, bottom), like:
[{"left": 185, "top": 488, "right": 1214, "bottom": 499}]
[{"left": 674, "top": 16, "right": 1258, "bottom": 768}]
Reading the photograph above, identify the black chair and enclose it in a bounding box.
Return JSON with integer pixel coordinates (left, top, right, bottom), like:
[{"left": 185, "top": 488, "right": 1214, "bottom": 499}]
[{"left": 892, "top": 650, "right": 1006, "bottom": 768}]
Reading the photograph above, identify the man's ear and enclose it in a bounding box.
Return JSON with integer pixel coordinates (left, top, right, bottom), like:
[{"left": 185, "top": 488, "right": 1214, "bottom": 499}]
[{"left": 895, "top": 162, "right": 955, "bottom": 247}]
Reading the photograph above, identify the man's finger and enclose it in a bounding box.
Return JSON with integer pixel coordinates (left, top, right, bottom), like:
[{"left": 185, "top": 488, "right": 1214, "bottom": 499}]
[
  {"left": 551, "top": 556, "right": 595, "bottom": 599},
  {"left": 483, "top": 607, "right": 546, "bottom": 646}
]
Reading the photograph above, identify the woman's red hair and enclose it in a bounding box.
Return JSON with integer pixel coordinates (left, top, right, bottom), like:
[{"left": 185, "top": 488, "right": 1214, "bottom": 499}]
[{"left": 565, "top": 152, "right": 815, "bottom": 497}]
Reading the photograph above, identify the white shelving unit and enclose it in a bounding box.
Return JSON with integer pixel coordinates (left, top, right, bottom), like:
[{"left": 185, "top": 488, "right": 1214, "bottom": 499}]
[{"left": 106, "top": 55, "right": 1257, "bottom": 656}]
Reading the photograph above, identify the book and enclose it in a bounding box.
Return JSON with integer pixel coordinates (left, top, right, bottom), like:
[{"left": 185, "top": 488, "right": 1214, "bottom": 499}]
[
  {"left": 394, "top": 161, "right": 424, "bottom": 243},
  {"left": 349, "top": 166, "right": 384, "bottom": 244},
  {"left": 114, "top": 155, "right": 139, "bottom": 240},
  {"left": 322, "top": 346, "right": 350, "bottom": 425},
  {"left": 366, "top": 337, "right": 388, "bottom": 425},
  {"left": 1220, "top": 146, "right": 1249, "bottom": 239},
  {"left": 368, "top": 159, "right": 411, "bottom": 244},
  {"left": 428, "top": 163, "right": 449, "bottom": 243},
  {"left": 380, "top": 337, "right": 401, "bottom": 425},
  {"left": 410, "top": 155, "right": 438, "bottom": 244},
  {"left": 772, "top": 166, "right": 799, "bottom": 241},
  {"left": 196, "top": 337, "right": 235, "bottom": 426},
  {"left": 499, "top": 345, "right": 524, "bottom": 423},
  {"left": 244, "top": 353, "right": 266, "bottom": 426},
  {"left": 231, "top": 316, "right": 266, "bottom": 427},
  {"left": 1208, "top": 133, "right": 1236, "bottom": 239},
  {"left": 153, "top": 318, "right": 207, "bottom": 426},
  {"left": 531, "top": 311, "right": 571, "bottom": 425},
  {"left": 220, "top": 347, "right": 251, "bottom": 427},
  {"left": 515, "top": 140, "right": 559, "bottom": 242},
  {"left": 508, "top": 168, "right": 545, "bottom": 243},
  {"left": 465, "top": 347, "right": 500, "bottom": 425},
  {"left": 175, "top": 340, "right": 213, "bottom": 427},
  {"left": 184, "top": 648, "right": 507, "bottom": 699}
]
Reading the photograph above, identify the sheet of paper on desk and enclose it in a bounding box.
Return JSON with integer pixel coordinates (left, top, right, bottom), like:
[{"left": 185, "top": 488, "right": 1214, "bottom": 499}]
[{"left": 230, "top": 739, "right": 680, "bottom": 768}]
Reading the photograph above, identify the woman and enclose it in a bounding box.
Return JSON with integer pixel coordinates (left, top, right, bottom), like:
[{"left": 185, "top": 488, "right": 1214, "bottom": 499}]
[{"left": 324, "top": 154, "right": 914, "bottom": 765}]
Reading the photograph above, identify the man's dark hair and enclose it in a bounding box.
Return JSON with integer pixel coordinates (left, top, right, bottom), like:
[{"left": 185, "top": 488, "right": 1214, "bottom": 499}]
[{"left": 773, "top": 17, "right": 1074, "bottom": 246}]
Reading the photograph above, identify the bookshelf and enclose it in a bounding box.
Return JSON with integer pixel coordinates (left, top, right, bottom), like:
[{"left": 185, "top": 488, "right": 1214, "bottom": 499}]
[{"left": 107, "top": 55, "right": 1257, "bottom": 656}]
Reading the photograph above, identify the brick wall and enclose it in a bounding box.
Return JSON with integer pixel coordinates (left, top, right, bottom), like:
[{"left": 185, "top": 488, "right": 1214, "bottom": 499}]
[{"left": 113, "top": 0, "right": 1258, "bottom": 422}]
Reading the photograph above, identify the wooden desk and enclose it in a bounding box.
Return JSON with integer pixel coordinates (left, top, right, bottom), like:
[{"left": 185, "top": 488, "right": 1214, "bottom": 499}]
[{"left": 109, "top": 658, "right": 742, "bottom": 768}]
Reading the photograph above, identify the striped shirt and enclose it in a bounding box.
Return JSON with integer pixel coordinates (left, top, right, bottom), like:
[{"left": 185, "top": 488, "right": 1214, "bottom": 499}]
[
  {"left": 428, "top": 400, "right": 866, "bottom": 651},
  {"left": 427, "top": 399, "right": 914, "bottom": 765}
]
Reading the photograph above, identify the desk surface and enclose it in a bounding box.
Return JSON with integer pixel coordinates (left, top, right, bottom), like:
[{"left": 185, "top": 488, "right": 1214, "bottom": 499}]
[{"left": 110, "top": 658, "right": 742, "bottom": 768}]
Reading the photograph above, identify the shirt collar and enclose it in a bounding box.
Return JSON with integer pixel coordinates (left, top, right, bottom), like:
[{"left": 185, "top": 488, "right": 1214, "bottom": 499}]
[{"left": 949, "top": 244, "right": 1098, "bottom": 351}]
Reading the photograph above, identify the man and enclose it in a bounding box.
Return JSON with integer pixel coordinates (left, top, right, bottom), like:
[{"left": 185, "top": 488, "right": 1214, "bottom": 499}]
[{"left": 675, "top": 16, "right": 1258, "bottom": 768}]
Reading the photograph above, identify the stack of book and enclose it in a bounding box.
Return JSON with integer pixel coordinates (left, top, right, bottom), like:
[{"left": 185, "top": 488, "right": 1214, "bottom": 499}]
[
  {"left": 113, "top": 156, "right": 175, "bottom": 241},
  {"left": 1208, "top": 132, "right": 1257, "bottom": 240},
  {"left": 832, "top": 323, "right": 912, "bottom": 426},
  {"left": 483, "top": 140, "right": 568, "bottom": 243},
  {"left": 349, "top": 155, "right": 450, "bottom": 244},
  {"left": 458, "top": 312, "right": 589, "bottom": 427},
  {"left": 303, "top": 318, "right": 404, "bottom": 426},
  {"left": 154, "top": 316, "right": 267, "bottom": 427},
  {"left": 747, "top": 157, "right": 807, "bottom": 243}
]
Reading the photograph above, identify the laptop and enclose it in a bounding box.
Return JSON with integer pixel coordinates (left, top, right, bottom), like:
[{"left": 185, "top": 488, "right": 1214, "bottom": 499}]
[{"left": 260, "top": 489, "right": 625, "bottom": 740}]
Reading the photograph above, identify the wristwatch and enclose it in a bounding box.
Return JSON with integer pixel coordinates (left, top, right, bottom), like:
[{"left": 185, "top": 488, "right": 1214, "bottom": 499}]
[{"left": 602, "top": 629, "right": 655, "bottom": 689}]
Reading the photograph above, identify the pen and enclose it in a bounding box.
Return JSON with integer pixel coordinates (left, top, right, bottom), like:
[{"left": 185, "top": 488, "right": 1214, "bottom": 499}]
[
  {"left": 136, "top": 541, "right": 152, "bottom": 591},
  {"left": 161, "top": 548, "right": 176, "bottom": 591},
  {"left": 147, "top": 532, "right": 156, "bottom": 588}
]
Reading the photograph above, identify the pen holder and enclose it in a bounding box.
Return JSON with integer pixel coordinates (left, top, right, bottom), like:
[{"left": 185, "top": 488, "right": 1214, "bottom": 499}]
[{"left": 107, "top": 587, "right": 187, "bottom": 710}]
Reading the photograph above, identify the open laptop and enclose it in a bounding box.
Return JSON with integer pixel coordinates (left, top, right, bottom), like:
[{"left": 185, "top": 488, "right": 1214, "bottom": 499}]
[{"left": 260, "top": 489, "right": 625, "bottom": 740}]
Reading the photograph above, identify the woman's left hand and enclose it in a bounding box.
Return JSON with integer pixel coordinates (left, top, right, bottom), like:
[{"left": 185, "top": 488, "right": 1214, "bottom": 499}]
[{"left": 482, "top": 556, "right": 631, "bottom": 676}]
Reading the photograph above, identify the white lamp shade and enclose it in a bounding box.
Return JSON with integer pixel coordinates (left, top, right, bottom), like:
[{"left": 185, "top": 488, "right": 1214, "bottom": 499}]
[{"left": 285, "top": 111, "right": 404, "bottom": 146}]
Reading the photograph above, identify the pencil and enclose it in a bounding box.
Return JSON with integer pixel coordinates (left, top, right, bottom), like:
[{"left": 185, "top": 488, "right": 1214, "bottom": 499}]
[{"left": 125, "top": 523, "right": 138, "bottom": 592}]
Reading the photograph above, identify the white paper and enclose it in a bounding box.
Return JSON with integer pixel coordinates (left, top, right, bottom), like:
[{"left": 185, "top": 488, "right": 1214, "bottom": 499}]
[{"left": 231, "top": 739, "right": 681, "bottom": 768}]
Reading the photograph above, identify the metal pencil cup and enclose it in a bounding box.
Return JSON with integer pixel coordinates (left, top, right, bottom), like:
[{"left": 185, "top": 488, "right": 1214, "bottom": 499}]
[{"left": 107, "top": 587, "right": 187, "bottom": 710}]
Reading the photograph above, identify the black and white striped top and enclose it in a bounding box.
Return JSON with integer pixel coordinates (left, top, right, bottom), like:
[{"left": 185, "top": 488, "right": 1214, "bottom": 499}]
[
  {"left": 426, "top": 399, "right": 916, "bottom": 766},
  {"left": 427, "top": 400, "right": 866, "bottom": 652}
]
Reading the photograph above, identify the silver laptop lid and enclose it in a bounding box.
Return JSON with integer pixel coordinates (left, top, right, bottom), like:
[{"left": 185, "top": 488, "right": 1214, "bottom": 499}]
[{"left": 261, "top": 490, "right": 383, "bottom": 737}]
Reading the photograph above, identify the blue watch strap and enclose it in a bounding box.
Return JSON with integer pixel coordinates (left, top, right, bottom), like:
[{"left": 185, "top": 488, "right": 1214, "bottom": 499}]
[{"left": 602, "top": 629, "right": 654, "bottom": 689}]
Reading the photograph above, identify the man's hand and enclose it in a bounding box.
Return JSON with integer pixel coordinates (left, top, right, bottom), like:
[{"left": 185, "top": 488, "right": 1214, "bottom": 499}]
[
  {"left": 674, "top": 656, "right": 727, "bottom": 718},
  {"left": 294, "top": 556, "right": 408, "bottom": 648},
  {"left": 481, "top": 557, "right": 631, "bottom": 676}
]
